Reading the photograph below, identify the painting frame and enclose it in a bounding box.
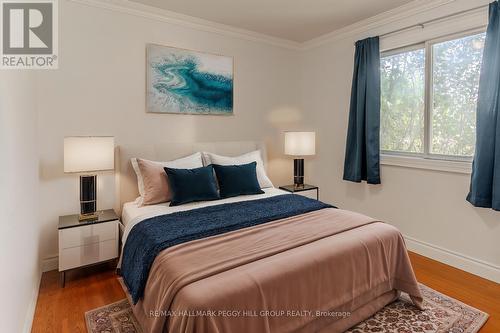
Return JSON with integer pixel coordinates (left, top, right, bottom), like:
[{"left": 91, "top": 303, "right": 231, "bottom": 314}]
[{"left": 146, "top": 43, "right": 234, "bottom": 116}]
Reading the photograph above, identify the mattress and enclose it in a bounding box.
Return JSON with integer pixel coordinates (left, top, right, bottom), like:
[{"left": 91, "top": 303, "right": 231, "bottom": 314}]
[{"left": 120, "top": 187, "right": 289, "bottom": 243}]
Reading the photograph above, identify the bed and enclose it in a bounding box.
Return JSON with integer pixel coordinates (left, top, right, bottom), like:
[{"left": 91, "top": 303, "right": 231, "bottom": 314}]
[{"left": 115, "top": 141, "right": 423, "bottom": 333}]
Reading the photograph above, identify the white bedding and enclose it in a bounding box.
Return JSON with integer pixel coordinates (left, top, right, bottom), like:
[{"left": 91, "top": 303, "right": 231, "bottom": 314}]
[{"left": 121, "top": 187, "right": 290, "bottom": 247}]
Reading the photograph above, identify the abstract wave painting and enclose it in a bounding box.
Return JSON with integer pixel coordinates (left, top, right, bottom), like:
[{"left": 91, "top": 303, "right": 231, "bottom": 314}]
[{"left": 147, "top": 44, "right": 233, "bottom": 115}]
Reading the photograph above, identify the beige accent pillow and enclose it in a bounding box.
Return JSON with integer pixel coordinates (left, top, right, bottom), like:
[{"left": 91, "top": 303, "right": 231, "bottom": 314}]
[
  {"left": 131, "top": 152, "right": 203, "bottom": 206},
  {"left": 135, "top": 159, "right": 170, "bottom": 205}
]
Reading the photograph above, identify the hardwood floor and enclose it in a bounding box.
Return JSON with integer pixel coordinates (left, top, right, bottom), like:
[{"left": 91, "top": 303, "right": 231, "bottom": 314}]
[
  {"left": 31, "top": 252, "right": 500, "bottom": 333},
  {"left": 31, "top": 262, "right": 124, "bottom": 333},
  {"left": 409, "top": 252, "right": 499, "bottom": 333}
]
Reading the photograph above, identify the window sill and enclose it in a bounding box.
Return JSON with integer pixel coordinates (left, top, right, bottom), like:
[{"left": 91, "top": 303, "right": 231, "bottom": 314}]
[{"left": 380, "top": 154, "right": 472, "bottom": 174}]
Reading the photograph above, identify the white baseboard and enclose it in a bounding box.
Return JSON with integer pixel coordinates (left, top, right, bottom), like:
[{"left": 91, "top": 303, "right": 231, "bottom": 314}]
[
  {"left": 404, "top": 235, "right": 500, "bottom": 283},
  {"left": 41, "top": 237, "right": 500, "bottom": 283},
  {"left": 22, "top": 269, "right": 42, "bottom": 333},
  {"left": 41, "top": 254, "right": 58, "bottom": 272}
]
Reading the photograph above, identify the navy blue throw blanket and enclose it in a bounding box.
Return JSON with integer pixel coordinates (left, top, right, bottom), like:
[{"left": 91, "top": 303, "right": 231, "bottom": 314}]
[{"left": 121, "top": 194, "right": 334, "bottom": 304}]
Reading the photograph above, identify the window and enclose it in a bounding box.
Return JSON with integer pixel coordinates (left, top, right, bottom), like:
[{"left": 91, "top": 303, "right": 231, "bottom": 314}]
[
  {"left": 381, "top": 31, "right": 486, "bottom": 160},
  {"left": 381, "top": 47, "right": 425, "bottom": 154}
]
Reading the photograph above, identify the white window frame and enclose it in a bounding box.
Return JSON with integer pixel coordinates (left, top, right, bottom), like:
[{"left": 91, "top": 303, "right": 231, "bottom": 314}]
[{"left": 380, "top": 28, "right": 486, "bottom": 173}]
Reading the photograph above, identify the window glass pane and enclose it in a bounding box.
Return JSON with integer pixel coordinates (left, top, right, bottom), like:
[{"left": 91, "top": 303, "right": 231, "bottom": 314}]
[
  {"left": 431, "top": 32, "right": 485, "bottom": 157},
  {"left": 381, "top": 48, "right": 425, "bottom": 153}
]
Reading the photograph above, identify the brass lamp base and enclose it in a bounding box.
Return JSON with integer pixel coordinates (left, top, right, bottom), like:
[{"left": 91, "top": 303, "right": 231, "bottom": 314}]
[
  {"left": 293, "top": 158, "right": 304, "bottom": 187},
  {"left": 79, "top": 212, "right": 98, "bottom": 221},
  {"left": 80, "top": 175, "right": 98, "bottom": 221}
]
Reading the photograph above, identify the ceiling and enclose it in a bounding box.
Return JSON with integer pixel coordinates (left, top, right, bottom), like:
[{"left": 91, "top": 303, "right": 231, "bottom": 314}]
[{"left": 130, "top": 0, "right": 414, "bottom": 42}]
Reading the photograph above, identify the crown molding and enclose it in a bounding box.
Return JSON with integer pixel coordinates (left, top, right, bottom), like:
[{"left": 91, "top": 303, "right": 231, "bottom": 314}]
[
  {"left": 68, "top": 0, "right": 302, "bottom": 50},
  {"left": 68, "top": 0, "right": 485, "bottom": 52},
  {"left": 301, "top": 0, "right": 458, "bottom": 50}
]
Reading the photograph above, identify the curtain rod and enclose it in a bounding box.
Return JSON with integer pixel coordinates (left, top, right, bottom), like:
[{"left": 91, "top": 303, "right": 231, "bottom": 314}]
[{"left": 379, "top": 3, "right": 489, "bottom": 39}]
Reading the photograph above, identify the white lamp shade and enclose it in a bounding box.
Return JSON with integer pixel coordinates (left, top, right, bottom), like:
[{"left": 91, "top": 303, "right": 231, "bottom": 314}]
[
  {"left": 64, "top": 137, "right": 115, "bottom": 173},
  {"left": 284, "top": 132, "right": 316, "bottom": 156}
]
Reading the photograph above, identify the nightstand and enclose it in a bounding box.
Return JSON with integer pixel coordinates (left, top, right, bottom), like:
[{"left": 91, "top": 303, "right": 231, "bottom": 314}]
[
  {"left": 279, "top": 184, "right": 319, "bottom": 200},
  {"left": 58, "top": 209, "right": 119, "bottom": 287}
]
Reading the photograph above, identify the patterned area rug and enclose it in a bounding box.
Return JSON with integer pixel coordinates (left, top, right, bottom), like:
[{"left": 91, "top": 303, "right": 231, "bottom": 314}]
[{"left": 85, "top": 284, "right": 488, "bottom": 333}]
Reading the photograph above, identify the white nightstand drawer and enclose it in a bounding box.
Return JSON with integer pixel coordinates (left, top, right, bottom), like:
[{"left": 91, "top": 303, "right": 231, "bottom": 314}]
[
  {"left": 59, "top": 221, "right": 118, "bottom": 249},
  {"left": 59, "top": 239, "right": 118, "bottom": 271},
  {"left": 296, "top": 190, "right": 317, "bottom": 200},
  {"left": 279, "top": 185, "right": 319, "bottom": 200}
]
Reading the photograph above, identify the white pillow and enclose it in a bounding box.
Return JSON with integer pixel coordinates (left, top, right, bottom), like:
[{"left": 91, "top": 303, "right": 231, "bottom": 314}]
[
  {"left": 131, "top": 152, "right": 204, "bottom": 203},
  {"left": 203, "top": 150, "right": 273, "bottom": 189}
]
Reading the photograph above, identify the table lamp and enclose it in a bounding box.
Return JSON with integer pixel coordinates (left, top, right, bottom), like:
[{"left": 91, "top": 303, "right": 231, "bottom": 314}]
[
  {"left": 64, "top": 136, "right": 115, "bottom": 221},
  {"left": 284, "top": 131, "right": 315, "bottom": 188}
]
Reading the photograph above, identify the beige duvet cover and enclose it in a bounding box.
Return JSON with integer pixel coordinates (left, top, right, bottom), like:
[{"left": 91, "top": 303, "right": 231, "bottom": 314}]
[{"left": 121, "top": 208, "right": 423, "bottom": 333}]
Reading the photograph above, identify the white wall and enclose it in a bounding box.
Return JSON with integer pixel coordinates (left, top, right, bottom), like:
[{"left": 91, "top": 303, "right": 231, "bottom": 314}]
[
  {"left": 300, "top": 0, "right": 500, "bottom": 282},
  {"left": 0, "top": 72, "right": 40, "bottom": 332},
  {"left": 2, "top": 1, "right": 497, "bottom": 330},
  {"left": 37, "top": 0, "right": 301, "bottom": 266},
  {"left": 36, "top": 0, "right": 500, "bottom": 284}
]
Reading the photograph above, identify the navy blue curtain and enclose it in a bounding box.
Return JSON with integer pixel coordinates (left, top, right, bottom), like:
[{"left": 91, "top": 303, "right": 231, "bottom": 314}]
[
  {"left": 467, "top": 1, "right": 500, "bottom": 210},
  {"left": 343, "top": 37, "right": 381, "bottom": 184}
]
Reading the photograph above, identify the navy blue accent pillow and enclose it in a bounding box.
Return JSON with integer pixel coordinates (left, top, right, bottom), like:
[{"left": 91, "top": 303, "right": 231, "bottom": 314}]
[
  {"left": 212, "top": 162, "right": 265, "bottom": 198},
  {"left": 164, "top": 165, "right": 220, "bottom": 206}
]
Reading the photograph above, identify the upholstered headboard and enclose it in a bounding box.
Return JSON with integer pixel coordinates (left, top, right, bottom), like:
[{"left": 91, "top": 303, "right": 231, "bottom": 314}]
[{"left": 114, "top": 141, "right": 267, "bottom": 214}]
